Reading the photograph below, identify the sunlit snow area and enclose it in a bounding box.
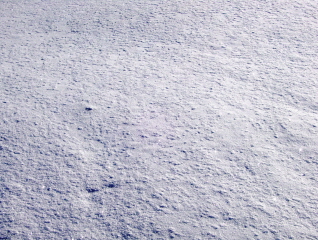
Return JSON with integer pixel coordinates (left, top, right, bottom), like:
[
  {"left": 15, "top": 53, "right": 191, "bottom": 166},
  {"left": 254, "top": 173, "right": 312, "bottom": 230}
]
[{"left": 1, "top": 0, "right": 317, "bottom": 239}]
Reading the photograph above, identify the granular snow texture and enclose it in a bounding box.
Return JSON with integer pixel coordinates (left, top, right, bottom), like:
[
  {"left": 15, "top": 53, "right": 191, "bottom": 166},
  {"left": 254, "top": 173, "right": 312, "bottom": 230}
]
[{"left": 0, "top": 0, "right": 317, "bottom": 239}]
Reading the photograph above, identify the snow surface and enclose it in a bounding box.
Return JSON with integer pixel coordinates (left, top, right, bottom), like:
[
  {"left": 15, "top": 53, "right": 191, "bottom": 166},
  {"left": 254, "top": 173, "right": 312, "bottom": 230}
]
[{"left": 1, "top": 0, "right": 318, "bottom": 239}]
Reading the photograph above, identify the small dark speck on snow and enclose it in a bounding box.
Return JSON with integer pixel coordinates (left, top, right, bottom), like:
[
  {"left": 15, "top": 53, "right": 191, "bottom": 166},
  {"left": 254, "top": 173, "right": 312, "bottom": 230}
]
[
  {"left": 105, "top": 183, "right": 117, "bottom": 188},
  {"left": 85, "top": 107, "right": 93, "bottom": 111},
  {"left": 86, "top": 188, "right": 99, "bottom": 193}
]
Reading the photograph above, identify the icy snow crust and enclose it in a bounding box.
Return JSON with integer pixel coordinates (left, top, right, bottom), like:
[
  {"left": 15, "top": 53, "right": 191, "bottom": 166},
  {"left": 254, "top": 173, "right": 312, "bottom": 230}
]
[{"left": 0, "top": 0, "right": 317, "bottom": 239}]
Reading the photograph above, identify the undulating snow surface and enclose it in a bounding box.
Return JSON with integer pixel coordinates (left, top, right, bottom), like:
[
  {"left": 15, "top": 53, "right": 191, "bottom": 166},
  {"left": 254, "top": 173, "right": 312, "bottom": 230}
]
[{"left": 1, "top": 0, "right": 317, "bottom": 239}]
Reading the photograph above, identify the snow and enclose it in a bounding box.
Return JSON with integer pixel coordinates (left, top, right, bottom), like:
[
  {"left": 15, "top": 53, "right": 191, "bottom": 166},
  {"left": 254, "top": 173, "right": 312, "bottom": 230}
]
[{"left": 1, "top": 0, "right": 317, "bottom": 239}]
